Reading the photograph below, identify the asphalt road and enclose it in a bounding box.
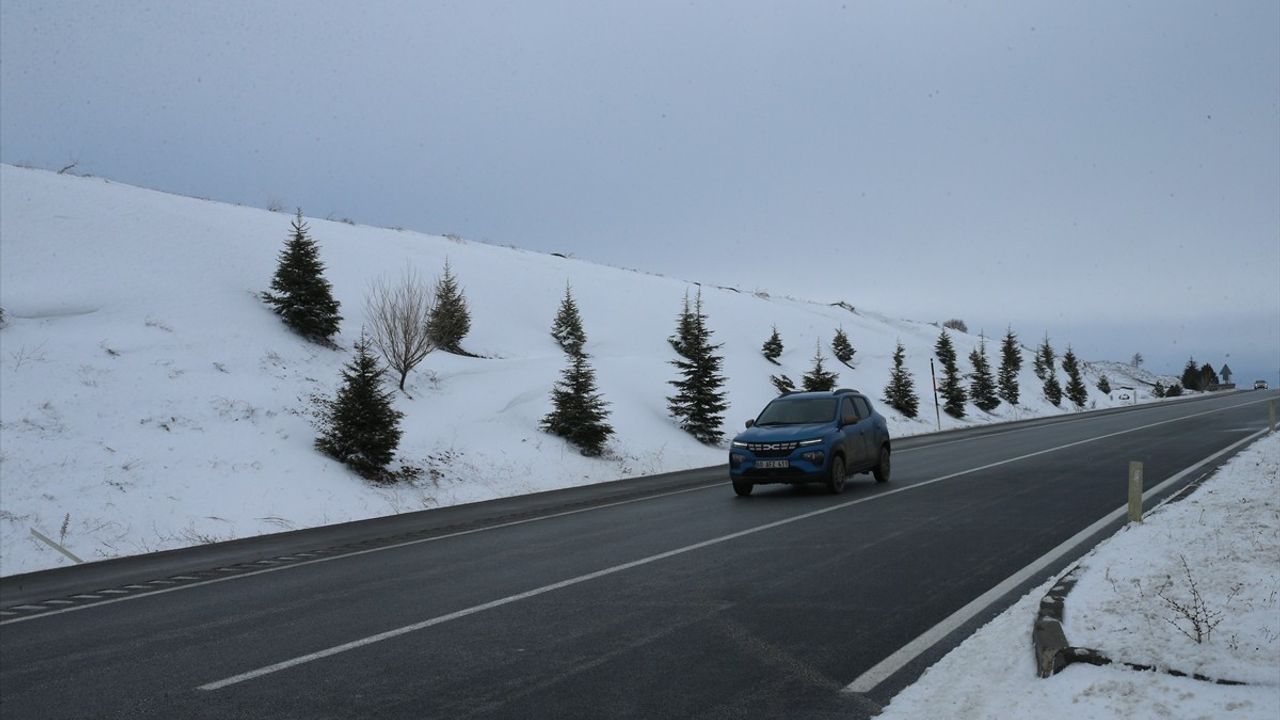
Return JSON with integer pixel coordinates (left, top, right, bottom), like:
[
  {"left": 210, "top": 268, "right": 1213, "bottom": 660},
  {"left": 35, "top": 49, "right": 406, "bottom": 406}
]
[{"left": 1, "top": 391, "right": 1275, "bottom": 719}]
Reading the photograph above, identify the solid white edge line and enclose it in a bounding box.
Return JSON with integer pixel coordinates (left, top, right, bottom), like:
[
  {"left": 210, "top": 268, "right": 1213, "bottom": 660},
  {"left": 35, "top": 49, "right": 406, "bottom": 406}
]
[
  {"left": 197, "top": 409, "right": 1272, "bottom": 692},
  {"left": 841, "top": 427, "right": 1270, "bottom": 695}
]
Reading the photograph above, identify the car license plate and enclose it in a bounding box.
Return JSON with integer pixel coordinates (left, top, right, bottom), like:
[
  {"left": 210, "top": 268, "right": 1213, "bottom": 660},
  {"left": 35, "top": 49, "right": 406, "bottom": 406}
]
[{"left": 756, "top": 460, "right": 789, "bottom": 469}]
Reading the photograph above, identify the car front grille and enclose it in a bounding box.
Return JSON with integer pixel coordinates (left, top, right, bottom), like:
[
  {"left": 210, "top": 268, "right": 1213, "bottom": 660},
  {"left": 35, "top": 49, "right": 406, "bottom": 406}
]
[{"left": 745, "top": 441, "right": 798, "bottom": 458}]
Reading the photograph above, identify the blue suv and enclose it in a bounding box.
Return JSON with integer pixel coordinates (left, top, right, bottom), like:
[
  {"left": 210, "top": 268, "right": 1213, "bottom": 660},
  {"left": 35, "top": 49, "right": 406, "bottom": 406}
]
[{"left": 728, "top": 389, "right": 891, "bottom": 496}]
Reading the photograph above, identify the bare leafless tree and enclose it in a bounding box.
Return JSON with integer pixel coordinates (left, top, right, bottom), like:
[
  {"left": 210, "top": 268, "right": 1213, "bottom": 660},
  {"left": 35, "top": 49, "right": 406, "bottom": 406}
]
[{"left": 365, "top": 267, "right": 436, "bottom": 394}]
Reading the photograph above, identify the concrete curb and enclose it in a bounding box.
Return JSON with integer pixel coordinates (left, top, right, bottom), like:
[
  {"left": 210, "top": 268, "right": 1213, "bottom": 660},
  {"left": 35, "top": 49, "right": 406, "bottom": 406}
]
[
  {"left": 1033, "top": 562, "right": 1248, "bottom": 685},
  {"left": 1032, "top": 566, "right": 1080, "bottom": 677}
]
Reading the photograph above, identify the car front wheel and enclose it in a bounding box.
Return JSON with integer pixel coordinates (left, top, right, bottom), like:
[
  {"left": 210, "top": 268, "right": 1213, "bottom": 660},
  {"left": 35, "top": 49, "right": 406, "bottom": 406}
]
[
  {"left": 733, "top": 480, "right": 754, "bottom": 497},
  {"left": 873, "top": 445, "right": 891, "bottom": 483},
  {"left": 827, "top": 455, "right": 846, "bottom": 494}
]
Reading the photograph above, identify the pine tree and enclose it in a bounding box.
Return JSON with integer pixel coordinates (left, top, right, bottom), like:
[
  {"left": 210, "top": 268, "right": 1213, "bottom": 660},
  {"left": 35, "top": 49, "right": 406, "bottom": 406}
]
[
  {"left": 1198, "top": 363, "right": 1219, "bottom": 391},
  {"left": 882, "top": 342, "right": 919, "bottom": 418},
  {"left": 761, "top": 326, "right": 783, "bottom": 365},
  {"left": 935, "top": 330, "right": 967, "bottom": 418},
  {"left": 968, "top": 341, "right": 1000, "bottom": 412},
  {"left": 427, "top": 258, "right": 471, "bottom": 353},
  {"left": 997, "top": 327, "right": 1021, "bottom": 405},
  {"left": 1033, "top": 333, "right": 1056, "bottom": 381},
  {"left": 802, "top": 343, "right": 839, "bottom": 391},
  {"left": 831, "top": 327, "right": 855, "bottom": 367},
  {"left": 1062, "top": 347, "right": 1088, "bottom": 408},
  {"left": 667, "top": 290, "right": 728, "bottom": 444},
  {"left": 1036, "top": 335, "right": 1061, "bottom": 405},
  {"left": 668, "top": 292, "right": 696, "bottom": 357},
  {"left": 1131, "top": 352, "right": 1144, "bottom": 368},
  {"left": 1097, "top": 374, "right": 1112, "bottom": 394},
  {"left": 1166, "top": 382, "right": 1184, "bottom": 397},
  {"left": 1043, "top": 373, "right": 1063, "bottom": 406},
  {"left": 1181, "top": 358, "right": 1200, "bottom": 391},
  {"left": 262, "top": 210, "right": 342, "bottom": 342},
  {"left": 542, "top": 350, "right": 613, "bottom": 456},
  {"left": 314, "top": 332, "right": 403, "bottom": 480},
  {"left": 770, "top": 374, "right": 795, "bottom": 395},
  {"left": 1152, "top": 380, "right": 1167, "bottom": 398},
  {"left": 550, "top": 284, "right": 586, "bottom": 354}
]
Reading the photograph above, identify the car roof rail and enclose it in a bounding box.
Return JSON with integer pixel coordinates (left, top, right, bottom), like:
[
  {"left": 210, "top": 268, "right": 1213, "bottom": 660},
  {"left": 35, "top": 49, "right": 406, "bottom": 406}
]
[{"left": 833, "top": 387, "right": 860, "bottom": 396}]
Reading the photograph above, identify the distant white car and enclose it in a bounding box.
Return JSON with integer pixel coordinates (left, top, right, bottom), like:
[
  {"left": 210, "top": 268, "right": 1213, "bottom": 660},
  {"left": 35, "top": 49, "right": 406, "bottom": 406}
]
[{"left": 1255, "top": 380, "right": 1270, "bottom": 390}]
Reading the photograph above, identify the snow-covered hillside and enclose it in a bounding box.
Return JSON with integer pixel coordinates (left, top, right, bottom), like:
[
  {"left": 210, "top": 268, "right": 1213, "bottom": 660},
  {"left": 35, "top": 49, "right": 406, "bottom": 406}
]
[{"left": 0, "top": 166, "right": 1180, "bottom": 576}]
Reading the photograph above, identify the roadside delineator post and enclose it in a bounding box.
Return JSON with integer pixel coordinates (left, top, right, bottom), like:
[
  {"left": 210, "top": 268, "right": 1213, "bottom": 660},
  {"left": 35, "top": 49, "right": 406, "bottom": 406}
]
[
  {"left": 1127, "top": 461, "right": 1144, "bottom": 523},
  {"left": 1270, "top": 400, "right": 1276, "bottom": 434}
]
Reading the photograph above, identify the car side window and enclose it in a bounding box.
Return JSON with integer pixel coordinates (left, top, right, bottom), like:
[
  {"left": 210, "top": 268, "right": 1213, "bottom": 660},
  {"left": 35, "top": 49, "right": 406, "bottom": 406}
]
[
  {"left": 854, "top": 397, "right": 872, "bottom": 419},
  {"left": 841, "top": 397, "right": 858, "bottom": 425}
]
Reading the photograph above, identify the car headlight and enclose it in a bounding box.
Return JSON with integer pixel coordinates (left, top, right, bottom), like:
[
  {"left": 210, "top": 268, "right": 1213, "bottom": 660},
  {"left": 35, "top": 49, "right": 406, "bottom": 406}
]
[
  {"left": 731, "top": 440, "right": 749, "bottom": 448},
  {"left": 797, "top": 438, "right": 823, "bottom": 446}
]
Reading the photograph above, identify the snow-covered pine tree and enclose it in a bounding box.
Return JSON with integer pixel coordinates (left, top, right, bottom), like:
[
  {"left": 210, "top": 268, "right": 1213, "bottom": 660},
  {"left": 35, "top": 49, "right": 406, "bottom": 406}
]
[
  {"left": 1097, "top": 374, "right": 1111, "bottom": 394},
  {"left": 262, "top": 210, "right": 342, "bottom": 342},
  {"left": 667, "top": 290, "right": 728, "bottom": 444},
  {"left": 427, "top": 258, "right": 471, "bottom": 354},
  {"left": 314, "top": 332, "right": 403, "bottom": 480},
  {"left": 997, "top": 327, "right": 1021, "bottom": 405},
  {"left": 542, "top": 349, "right": 613, "bottom": 456},
  {"left": 935, "top": 330, "right": 967, "bottom": 418},
  {"left": 1152, "top": 380, "right": 1167, "bottom": 398},
  {"left": 802, "top": 343, "right": 839, "bottom": 392},
  {"left": 968, "top": 341, "right": 999, "bottom": 412},
  {"left": 550, "top": 284, "right": 586, "bottom": 354},
  {"left": 1167, "top": 382, "right": 1184, "bottom": 396},
  {"left": 882, "top": 342, "right": 919, "bottom": 418},
  {"left": 831, "top": 327, "right": 855, "bottom": 367},
  {"left": 1062, "top": 348, "right": 1088, "bottom": 408},
  {"left": 761, "top": 326, "right": 783, "bottom": 365},
  {"left": 770, "top": 374, "right": 796, "bottom": 395}
]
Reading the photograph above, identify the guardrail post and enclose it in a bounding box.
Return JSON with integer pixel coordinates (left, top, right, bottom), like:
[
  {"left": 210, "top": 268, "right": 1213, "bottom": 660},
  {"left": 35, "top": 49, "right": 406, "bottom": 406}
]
[{"left": 1127, "top": 462, "right": 1144, "bottom": 523}]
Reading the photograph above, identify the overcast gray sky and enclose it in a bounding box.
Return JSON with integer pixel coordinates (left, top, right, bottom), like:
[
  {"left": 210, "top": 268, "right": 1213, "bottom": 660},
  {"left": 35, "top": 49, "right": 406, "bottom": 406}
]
[{"left": 3, "top": 1, "right": 1277, "bottom": 382}]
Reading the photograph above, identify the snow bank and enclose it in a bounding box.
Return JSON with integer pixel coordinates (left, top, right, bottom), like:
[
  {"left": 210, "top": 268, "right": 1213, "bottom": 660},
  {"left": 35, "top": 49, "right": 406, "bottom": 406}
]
[{"left": 877, "top": 433, "right": 1280, "bottom": 719}]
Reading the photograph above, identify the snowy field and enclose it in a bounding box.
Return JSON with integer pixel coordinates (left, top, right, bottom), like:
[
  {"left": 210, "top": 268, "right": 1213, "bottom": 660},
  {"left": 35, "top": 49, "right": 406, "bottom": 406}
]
[
  {"left": 0, "top": 165, "right": 1181, "bottom": 576},
  {"left": 876, "top": 432, "right": 1280, "bottom": 719}
]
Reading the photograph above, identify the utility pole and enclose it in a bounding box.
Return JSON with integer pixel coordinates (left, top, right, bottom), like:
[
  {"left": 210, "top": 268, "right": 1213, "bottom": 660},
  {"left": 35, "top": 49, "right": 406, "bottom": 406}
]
[{"left": 930, "top": 358, "right": 942, "bottom": 432}]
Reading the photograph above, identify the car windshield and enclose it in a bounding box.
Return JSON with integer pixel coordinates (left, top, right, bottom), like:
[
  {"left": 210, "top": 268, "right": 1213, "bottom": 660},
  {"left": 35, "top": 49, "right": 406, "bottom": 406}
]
[{"left": 755, "top": 397, "right": 837, "bottom": 425}]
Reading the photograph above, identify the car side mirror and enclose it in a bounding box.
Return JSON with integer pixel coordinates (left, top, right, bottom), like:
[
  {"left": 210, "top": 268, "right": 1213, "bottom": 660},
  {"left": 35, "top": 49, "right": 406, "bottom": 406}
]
[{"left": 745, "top": 419, "right": 755, "bottom": 428}]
